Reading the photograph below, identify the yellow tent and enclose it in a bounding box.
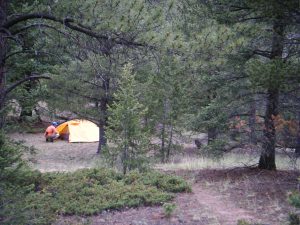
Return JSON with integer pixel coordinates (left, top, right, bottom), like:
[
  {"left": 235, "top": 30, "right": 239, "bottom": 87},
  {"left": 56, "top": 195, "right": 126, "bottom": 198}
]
[{"left": 56, "top": 119, "right": 99, "bottom": 143}]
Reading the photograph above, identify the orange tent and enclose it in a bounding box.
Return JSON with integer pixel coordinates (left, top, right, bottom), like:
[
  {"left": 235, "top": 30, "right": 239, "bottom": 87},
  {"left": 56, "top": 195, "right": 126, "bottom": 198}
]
[{"left": 56, "top": 119, "right": 99, "bottom": 142}]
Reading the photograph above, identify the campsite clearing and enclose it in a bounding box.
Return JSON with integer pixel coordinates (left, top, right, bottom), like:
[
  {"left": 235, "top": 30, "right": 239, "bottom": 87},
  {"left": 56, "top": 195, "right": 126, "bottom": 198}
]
[
  {"left": 12, "top": 133, "right": 100, "bottom": 172},
  {"left": 10, "top": 132, "right": 300, "bottom": 225}
]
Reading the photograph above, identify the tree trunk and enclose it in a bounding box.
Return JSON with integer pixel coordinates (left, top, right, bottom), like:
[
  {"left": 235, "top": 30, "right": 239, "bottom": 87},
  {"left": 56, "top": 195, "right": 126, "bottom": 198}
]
[
  {"left": 207, "top": 127, "right": 217, "bottom": 144},
  {"left": 122, "top": 145, "right": 128, "bottom": 175},
  {"left": 249, "top": 98, "right": 257, "bottom": 144},
  {"left": 160, "top": 98, "right": 168, "bottom": 163},
  {"left": 97, "top": 77, "right": 109, "bottom": 154},
  {"left": 19, "top": 77, "right": 37, "bottom": 122},
  {"left": 122, "top": 128, "right": 129, "bottom": 175},
  {"left": 0, "top": 0, "right": 7, "bottom": 129},
  {"left": 258, "top": 18, "right": 284, "bottom": 170},
  {"left": 166, "top": 124, "right": 173, "bottom": 162},
  {"left": 160, "top": 122, "right": 166, "bottom": 163},
  {"left": 258, "top": 89, "right": 279, "bottom": 170},
  {"left": 295, "top": 111, "right": 300, "bottom": 156}
]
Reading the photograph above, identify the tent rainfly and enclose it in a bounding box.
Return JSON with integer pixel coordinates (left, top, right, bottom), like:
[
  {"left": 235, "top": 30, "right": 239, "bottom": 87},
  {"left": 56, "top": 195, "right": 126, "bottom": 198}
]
[{"left": 56, "top": 119, "right": 99, "bottom": 143}]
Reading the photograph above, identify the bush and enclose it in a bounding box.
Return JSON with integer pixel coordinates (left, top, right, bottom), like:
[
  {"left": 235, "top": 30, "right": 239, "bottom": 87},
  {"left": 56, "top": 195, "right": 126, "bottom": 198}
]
[
  {"left": 125, "top": 170, "right": 192, "bottom": 193},
  {"left": 237, "top": 220, "right": 263, "bottom": 225},
  {"left": 43, "top": 168, "right": 190, "bottom": 215},
  {"left": 1, "top": 167, "right": 190, "bottom": 224},
  {"left": 0, "top": 131, "right": 23, "bottom": 180},
  {"left": 288, "top": 191, "right": 300, "bottom": 225},
  {"left": 288, "top": 191, "right": 300, "bottom": 208},
  {"left": 0, "top": 183, "right": 56, "bottom": 225},
  {"left": 163, "top": 203, "right": 176, "bottom": 217},
  {"left": 0, "top": 131, "right": 57, "bottom": 225},
  {"left": 289, "top": 213, "right": 300, "bottom": 225}
]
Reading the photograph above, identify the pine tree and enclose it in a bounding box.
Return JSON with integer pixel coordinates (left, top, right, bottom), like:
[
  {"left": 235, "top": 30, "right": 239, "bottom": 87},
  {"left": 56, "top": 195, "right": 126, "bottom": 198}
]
[
  {"left": 140, "top": 54, "right": 187, "bottom": 162},
  {"left": 105, "top": 63, "right": 150, "bottom": 174},
  {"left": 0, "top": 0, "right": 163, "bottom": 128},
  {"left": 208, "top": 0, "right": 300, "bottom": 170}
]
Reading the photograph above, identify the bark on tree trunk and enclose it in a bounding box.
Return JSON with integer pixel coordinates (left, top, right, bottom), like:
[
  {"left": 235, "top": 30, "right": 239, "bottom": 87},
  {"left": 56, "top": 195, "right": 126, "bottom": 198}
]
[
  {"left": 0, "top": 0, "right": 7, "bottom": 129},
  {"left": 249, "top": 98, "right": 257, "bottom": 145},
  {"left": 160, "top": 122, "right": 166, "bottom": 163},
  {"left": 122, "top": 128, "right": 128, "bottom": 175},
  {"left": 19, "top": 77, "right": 37, "bottom": 122},
  {"left": 258, "top": 18, "right": 284, "bottom": 170},
  {"left": 258, "top": 89, "right": 279, "bottom": 170},
  {"left": 207, "top": 127, "right": 217, "bottom": 145},
  {"left": 160, "top": 99, "right": 168, "bottom": 163},
  {"left": 122, "top": 145, "right": 128, "bottom": 175},
  {"left": 166, "top": 124, "right": 173, "bottom": 162},
  {"left": 295, "top": 111, "right": 300, "bottom": 156},
  {"left": 97, "top": 77, "right": 109, "bottom": 154}
]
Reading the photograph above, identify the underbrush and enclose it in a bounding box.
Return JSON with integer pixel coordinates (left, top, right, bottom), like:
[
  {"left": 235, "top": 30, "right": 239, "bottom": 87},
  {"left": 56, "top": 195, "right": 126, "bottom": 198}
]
[{"left": 1, "top": 168, "right": 190, "bottom": 225}]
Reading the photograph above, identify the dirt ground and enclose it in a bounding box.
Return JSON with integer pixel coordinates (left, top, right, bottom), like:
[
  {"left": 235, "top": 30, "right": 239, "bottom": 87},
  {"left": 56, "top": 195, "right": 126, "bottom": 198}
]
[
  {"left": 11, "top": 133, "right": 101, "bottom": 172},
  {"left": 10, "top": 133, "right": 300, "bottom": 225},
  {"left": 55, "top": 169, "right": 299, "bottom": 225}
]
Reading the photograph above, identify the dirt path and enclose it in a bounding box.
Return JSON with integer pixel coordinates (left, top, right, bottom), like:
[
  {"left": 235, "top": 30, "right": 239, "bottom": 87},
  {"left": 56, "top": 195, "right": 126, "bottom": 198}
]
[{"left": 191, "top": 183, "right": 255, "bottom": 225}]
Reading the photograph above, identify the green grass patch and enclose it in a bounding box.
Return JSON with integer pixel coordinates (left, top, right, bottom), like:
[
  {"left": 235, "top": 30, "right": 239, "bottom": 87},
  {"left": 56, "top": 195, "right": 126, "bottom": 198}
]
[{"left": 1, "top": 168, "right": 190, "bottom": 225}]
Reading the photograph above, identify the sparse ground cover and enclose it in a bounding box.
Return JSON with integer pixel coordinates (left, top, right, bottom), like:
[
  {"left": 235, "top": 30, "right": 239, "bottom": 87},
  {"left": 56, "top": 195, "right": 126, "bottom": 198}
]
[
  {"left": 193, "top": 168, "right": 300, "bottom": 225},
  {"left": 1, "top": 167, "right": 190, "bottom": 225},
  {"left": 8, "top": 132, "right": 300, "bottom": 225}
]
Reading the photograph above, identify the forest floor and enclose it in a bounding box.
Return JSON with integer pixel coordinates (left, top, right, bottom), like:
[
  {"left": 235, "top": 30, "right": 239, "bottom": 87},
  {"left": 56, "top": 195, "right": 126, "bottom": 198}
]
[{"left": 10, "top": 132, "right": 300, "bottom": 225}]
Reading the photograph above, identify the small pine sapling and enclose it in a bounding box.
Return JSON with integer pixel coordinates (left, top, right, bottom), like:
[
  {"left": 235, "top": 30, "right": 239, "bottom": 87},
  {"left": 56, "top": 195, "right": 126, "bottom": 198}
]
[{"left": 105, "top": 63, "right": 150, "bottom": 174}]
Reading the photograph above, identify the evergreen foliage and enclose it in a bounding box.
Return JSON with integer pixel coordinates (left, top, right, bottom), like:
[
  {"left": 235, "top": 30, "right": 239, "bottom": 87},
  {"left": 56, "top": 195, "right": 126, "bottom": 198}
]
[
  {"left": 179, "top": 0, "right": 300, "bottom": 168},
  {"left": 0, "top": 168, "right": 190, "bottom": 224},
  {"left": 140, "top": 55, "right": 187, "bottom": 162},
  {"left": 1, "top": 0, "right": 300, "bottom": 222},
  {"left": 104, "top": 63, "right": 150, "bottom": 174},
  {"left": 0, "top": 131, "right": 23, "bottom": 180}
]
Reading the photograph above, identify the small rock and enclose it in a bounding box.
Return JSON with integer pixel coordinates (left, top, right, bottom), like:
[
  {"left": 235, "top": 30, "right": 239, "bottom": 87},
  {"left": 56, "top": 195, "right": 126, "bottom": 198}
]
[
  {"left": 178, "top": 218, "right": 184, "bottom": 223},
  {"left": 170, "top": 218, "right": 178, "bottom": 223},
  {"left": 192, "top": 215, "right": 201, "bottom": 221},
  {"left": 152, "top": 212, "right": 163, "bottom": 219}
]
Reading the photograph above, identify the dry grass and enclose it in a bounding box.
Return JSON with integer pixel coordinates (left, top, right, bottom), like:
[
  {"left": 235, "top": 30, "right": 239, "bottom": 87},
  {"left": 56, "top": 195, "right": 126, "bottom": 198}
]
[
  {"left": 10, "top": 132, "right": 300, "bottom": 173},
  {"left": 156, "top": 153, "right": 300, "bottom": 171}
]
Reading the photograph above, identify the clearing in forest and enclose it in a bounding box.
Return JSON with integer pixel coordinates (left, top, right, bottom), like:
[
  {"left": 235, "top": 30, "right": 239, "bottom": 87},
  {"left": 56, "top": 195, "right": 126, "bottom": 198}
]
[{"left": 11, "top": 132, "right": 300, "bottom": 225}]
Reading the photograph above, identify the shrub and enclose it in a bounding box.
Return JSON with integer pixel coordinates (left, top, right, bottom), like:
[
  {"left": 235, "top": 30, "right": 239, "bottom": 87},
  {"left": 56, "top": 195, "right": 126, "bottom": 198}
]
[
  {"left": 42, "top": 168, "right": 190, "bottom": 215},
  {"left": 163, "top": 203, "right": 176, "bottom": 218},
  {"left": 1, "top": 164, "right": 190, "bottom": 224},
  {"left": 288, "top": 191, "right": 300, "bottom": 225},
  {"left": 0, "top": 131, "right": 23, "bottom": 180},
  {"left": 288, "top": 191, "right": 300, "bottom": 208},
  {"left": 124, "top": 170, "right": 191, "bottom": 193},
  {"left": 289, "top": 213, "right": 300, "bottom": 225},
  {"left": 0, "top": 183, "right": 56, "bottom": 225},
  {"left": 237, "top": 220, "right": 263, "bottom": 225}
]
